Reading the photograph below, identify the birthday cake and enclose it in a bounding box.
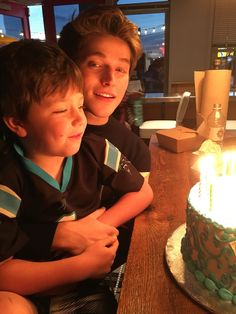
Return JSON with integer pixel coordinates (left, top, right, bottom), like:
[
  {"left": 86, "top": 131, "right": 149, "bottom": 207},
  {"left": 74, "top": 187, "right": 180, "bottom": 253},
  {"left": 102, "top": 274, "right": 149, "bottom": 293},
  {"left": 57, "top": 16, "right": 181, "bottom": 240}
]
[{"left": 181, "top": 174, "right": 236, "bottom": 305}]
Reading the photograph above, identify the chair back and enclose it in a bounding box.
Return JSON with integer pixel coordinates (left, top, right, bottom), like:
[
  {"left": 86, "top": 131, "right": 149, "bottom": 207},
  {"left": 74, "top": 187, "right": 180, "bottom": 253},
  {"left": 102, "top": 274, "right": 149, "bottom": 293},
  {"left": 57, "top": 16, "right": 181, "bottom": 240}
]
[{"left": 176, "top": 91, "right": 191, "bottom": 126}]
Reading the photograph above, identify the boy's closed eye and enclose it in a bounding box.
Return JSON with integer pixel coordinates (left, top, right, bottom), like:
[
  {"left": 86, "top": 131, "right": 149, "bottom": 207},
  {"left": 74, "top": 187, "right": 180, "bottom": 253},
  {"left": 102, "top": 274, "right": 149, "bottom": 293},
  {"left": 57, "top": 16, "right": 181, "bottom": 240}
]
[
  {"left": 53, "top": 108, "right": 67, "bottom": 114},
  {"left": 53, "top": 105, "right": 87, "bottom": 114}
]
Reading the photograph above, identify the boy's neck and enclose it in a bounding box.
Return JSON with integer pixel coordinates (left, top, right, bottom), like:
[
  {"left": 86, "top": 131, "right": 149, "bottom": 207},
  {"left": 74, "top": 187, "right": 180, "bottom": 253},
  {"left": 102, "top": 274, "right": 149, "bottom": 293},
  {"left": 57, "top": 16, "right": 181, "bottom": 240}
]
[
  {"left": 18, "top": 142, "right": 65, "bottom": 183},
  {"left": 86, "top": 113, "right": 109, "bottom": 126},
  {"left": 29, "top": 154, "right": 65, "bottom": 183}
]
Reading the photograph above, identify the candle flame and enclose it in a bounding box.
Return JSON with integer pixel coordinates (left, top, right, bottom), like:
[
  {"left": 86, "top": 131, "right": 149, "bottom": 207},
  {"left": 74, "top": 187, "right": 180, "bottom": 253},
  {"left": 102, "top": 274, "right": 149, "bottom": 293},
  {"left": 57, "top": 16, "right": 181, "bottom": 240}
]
[{"left": 197, "top": 151, "right": 236, "bottom": 224}]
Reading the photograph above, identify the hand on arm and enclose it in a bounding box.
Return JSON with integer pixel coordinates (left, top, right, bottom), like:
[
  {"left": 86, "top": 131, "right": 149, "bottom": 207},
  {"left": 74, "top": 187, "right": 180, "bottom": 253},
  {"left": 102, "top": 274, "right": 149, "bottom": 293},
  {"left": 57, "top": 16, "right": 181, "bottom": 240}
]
[
  {"left": 98, "top": 180, "right": 153, "bottom": 227},
  {"left": 52, "top": 208, "right": 119, "bottom": 255},
  {"left": 0, "top": 236, "right": 118, "bottom": 295}
]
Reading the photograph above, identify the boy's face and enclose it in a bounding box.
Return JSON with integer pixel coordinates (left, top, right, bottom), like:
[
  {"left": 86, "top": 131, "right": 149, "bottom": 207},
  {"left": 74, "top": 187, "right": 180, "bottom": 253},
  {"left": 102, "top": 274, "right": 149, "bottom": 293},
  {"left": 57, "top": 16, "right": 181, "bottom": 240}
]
[
  {"left": 16, "top": 88, "right": 86, "bottom": 160},
  {"left": 78, "top": 34, "right": 131, "bottom": 125}
]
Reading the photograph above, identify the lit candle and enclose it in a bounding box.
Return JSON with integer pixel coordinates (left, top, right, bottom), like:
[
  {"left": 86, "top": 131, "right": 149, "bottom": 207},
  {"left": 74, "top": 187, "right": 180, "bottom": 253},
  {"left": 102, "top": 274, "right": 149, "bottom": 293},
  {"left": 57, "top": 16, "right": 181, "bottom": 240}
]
[
  {"left": 199, "top": 154, "right": 215, "bottom": 211},
  {"left": 198, "top": 151, "right": 236, "bottom": 216}
]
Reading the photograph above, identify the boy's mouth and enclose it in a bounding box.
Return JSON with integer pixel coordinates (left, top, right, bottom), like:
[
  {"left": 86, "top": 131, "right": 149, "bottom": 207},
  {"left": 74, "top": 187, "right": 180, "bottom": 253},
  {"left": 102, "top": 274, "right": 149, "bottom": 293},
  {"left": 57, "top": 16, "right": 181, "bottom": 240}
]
[
  {"left": 69, "top": 132, "right": 83, "bottom": 139},
  {"left": 95, "top": 92, "right": 115, "bottom": 99}
]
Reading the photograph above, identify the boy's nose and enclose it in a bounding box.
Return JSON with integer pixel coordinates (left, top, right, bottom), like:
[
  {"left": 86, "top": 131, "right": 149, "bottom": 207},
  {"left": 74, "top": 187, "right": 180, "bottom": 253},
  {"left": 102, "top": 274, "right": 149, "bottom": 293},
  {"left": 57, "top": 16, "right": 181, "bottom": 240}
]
[
  {"left": 101, "top": 67, "right": 114, "bottom": 86},
  {"left": 72, "top": 108, "right": 86, "bottom": 125}
]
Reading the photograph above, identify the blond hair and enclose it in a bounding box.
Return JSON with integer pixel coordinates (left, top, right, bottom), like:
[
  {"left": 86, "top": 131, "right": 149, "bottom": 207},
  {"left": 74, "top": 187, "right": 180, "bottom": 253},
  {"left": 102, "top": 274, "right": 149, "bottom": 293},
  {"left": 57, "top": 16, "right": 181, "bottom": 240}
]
[{"left": 58, "top": 6, "right": 142, "bottom": 72}]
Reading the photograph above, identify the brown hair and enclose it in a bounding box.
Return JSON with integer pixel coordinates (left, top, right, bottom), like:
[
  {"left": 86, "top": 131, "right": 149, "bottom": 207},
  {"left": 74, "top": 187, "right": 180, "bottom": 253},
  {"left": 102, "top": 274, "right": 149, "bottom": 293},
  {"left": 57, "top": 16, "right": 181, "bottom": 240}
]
[
  {"left": 0, "top": 39, "right": 83, "bottom": 140},
  {"left": 58, "top": 5, "right": 142, "bottom": 72}
]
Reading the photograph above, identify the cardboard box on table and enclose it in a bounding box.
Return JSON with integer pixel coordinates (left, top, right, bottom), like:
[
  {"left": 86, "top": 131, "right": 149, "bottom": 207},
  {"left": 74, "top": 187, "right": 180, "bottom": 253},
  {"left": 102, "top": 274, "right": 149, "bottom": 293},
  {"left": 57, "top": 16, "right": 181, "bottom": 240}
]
[
  {"left": 156, "top": 126, "right": 204, "bottom": 153},
  {"left": 156, "top": 69, "right": 232, "bottom": 153}
]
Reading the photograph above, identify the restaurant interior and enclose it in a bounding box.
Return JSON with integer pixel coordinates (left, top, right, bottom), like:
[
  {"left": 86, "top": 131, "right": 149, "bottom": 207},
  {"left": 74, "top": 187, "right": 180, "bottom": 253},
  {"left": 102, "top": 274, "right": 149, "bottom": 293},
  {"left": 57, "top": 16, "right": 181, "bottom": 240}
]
[
  {"left": 1, "top": 1, "right": 236, "bottom": 313},
  {"left": 1, "top": 0, "right": 236, "bottom": 130}
]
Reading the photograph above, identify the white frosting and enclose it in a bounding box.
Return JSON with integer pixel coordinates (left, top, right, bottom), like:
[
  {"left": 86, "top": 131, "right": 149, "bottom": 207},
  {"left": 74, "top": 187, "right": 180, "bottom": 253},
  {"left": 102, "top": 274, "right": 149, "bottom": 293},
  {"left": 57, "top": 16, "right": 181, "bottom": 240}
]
[{"left": 189, "top": 177, "right": 236, "bottom": 228}]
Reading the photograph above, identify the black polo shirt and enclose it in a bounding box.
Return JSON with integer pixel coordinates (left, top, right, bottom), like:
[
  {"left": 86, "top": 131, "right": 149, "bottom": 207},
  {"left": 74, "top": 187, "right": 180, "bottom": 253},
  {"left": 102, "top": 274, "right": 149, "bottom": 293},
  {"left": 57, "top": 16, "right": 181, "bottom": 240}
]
[{"left": 0, "top": 133, "right": 144, "bottom": 262}]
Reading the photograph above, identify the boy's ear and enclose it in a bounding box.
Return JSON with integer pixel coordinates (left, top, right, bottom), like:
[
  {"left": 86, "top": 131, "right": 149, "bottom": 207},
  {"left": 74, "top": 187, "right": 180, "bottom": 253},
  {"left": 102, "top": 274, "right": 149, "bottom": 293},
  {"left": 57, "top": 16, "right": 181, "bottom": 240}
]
[{"left": 3, "top": 116, "right": 27, "bottom": 138}]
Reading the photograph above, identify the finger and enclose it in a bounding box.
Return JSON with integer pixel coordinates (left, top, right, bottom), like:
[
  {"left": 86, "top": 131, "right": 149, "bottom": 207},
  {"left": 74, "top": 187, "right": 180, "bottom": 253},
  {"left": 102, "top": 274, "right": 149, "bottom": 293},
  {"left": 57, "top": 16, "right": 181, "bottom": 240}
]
[
  {"left": 108, "top": 227, "right": 119, "bottom": 237},
  {"left": 100, "top": 236, "right": 117, "bottom": 248},
  {"left": 107, "top": 239, "right": 119, "bottom": 254},
  {"left": 87, "top": 208, "right": 106, "bottom": 220},
  {"left": 111, "top": 239, "right": 119, "bottom": 252}
]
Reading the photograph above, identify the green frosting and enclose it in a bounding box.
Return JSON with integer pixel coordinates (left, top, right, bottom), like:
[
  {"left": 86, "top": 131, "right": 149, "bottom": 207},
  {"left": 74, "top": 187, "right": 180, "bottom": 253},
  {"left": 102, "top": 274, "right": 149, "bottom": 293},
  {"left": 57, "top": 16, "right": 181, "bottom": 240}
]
[
  {"left": 182, "top": 195, "right": 236, "bottom": 306},
  {"left": 186, "top": 260, "right": 196, "bottom": 273},
  {"left": 194, "top": 270, "right": 205, "bottom": 283},
  {"left": 204, "top": 278, "right": 217, "bottom": 291},
  {"left": 225, "top": 227, "right": 235, "bottom": 234},
  {"left": 218, "top": 288, "right": 233, "bottom": 301},
  {"left": 232, "top": 295, "right": 236, "bottom": 305}
]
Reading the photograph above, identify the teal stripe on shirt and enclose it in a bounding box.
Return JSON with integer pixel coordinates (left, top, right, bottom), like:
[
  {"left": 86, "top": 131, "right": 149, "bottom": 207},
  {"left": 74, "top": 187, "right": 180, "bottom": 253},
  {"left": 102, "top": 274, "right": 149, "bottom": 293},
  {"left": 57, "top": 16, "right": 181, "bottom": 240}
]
[
  {"left": 104, "top": 139, "right": 121, "bottom": 172},
  {"left": 0, "top": 188, "right": 21, "bottom": 217},
  {"left": 13, "top": 144, "right": 72, "bottom": 192}
]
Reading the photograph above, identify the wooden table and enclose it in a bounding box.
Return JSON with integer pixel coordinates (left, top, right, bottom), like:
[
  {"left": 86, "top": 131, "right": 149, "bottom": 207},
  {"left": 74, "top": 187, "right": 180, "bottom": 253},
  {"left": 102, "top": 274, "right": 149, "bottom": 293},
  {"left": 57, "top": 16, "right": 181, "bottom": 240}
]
[{"left": 117, "top": 132, "right": 236, "bottom": 314}]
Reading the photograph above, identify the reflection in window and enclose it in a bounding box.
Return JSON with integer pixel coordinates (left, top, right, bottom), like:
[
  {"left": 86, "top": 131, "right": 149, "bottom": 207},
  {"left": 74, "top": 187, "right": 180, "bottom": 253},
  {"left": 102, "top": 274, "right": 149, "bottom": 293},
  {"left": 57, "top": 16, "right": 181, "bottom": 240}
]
[
  {"left": 0, "top": 14, "right": 23, "bottom": 45},
  {"left": 54, "top": 5, "right": 79, "bottom": 39},
  {"left": 212, "top": 46, "right": 236, "bottom": 90},
  {"left": 127, "top": 13, "right": 165, "bottom": 93},
  {"left": 28, "top": 5, "right": 45, "bottom": 40},
  {"left": 211, "top": 0, "right": 236, "bottom": 91}
]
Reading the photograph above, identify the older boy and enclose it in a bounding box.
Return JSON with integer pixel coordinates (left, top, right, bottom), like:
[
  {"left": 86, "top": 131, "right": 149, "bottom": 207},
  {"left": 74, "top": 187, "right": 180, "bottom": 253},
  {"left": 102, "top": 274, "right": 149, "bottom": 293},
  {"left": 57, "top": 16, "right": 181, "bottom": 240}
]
[
  {"left": 56, "top": 5, "right": 151, "bottom": 266},
  {"left": 58, "top": 6, "right": 150, "bottom": 182},
  {"left": 0, "top": 39, "right": 153, "bottom": 313}
]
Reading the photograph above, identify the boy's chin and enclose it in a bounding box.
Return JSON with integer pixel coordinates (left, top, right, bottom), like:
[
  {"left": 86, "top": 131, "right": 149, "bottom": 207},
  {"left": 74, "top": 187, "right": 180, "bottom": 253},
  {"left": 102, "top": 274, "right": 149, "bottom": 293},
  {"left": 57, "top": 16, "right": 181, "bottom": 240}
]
[
  {"left": 64, "top": 145, "right": 82, "bottom": 157},
  {"left": 86, "top": 108, "right": 116, "bottom": 119}
]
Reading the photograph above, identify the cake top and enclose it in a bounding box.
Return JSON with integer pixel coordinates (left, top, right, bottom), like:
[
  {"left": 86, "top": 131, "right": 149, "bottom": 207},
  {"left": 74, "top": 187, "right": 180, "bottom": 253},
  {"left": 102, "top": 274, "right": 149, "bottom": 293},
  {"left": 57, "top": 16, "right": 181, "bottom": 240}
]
[{"left": 189, "top": 177, "right": 236, "bottom": 228}]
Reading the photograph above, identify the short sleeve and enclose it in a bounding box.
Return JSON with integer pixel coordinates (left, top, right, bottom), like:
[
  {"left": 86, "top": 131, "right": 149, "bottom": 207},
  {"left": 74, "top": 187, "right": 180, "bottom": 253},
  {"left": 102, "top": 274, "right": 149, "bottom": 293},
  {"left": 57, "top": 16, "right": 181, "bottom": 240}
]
[
  {"left": 0, "top": 148, "right": 58, "bottom": 261},
  {"left": 103, "top": 139, "right": 144, "bottom": 195},
  {"left": 0, "top": 160, "right": 28, "bottom": 260},
  {"left": 0, "top": 214, "right": 28, "bottom": 262},
  {"left": 85, "top": 117, "right": 151, "bottom": 173}
]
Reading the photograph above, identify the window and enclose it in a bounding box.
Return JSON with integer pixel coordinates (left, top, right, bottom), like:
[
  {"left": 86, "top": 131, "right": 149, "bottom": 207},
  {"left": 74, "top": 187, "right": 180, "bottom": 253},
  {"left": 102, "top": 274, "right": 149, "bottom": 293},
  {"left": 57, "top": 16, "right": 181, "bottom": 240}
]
[
  {"left": 128, "top": 13, "right": 165, "bottom": 94},
  {"left": 0, "top": 2, "right": 30, "bottom": 45},
  {"left": 211, "top": 0, "right": 236, "bottom": 90},
  {"left": 0, "top": 14, "right": 23, "bottom": 38},
  {"left": 54, "top": 4, "right": 79, "bottom": 37},
  {"left": 0, "top": 14, "right": 23, "bottom": 46},
  {"left": 118, "top": 1, "right": 169, "bottom": 95},
  {"left": 28, "top": 5, "right": 45, "bottom": 40},
  {"left": 28, "top": 4, "right": 79, "bottom": 41}
]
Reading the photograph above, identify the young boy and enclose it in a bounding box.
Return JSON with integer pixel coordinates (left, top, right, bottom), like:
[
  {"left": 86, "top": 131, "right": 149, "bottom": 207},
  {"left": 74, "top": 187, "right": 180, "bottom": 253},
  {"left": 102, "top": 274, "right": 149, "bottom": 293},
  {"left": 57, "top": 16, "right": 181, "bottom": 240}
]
[
  {"left": 3, "top": 6, "right": 152, "bottom": 277},
  {"left": 0, "top": 39, "right": 153, "bottom": 313}
]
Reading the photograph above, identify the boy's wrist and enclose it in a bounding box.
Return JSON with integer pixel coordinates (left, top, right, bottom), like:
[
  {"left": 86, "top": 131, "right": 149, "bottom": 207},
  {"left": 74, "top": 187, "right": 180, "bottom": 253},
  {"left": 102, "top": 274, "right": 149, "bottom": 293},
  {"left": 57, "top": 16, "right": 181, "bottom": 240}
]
[{"left": 52, "top": 222, "right": 87, "bottom": 254}]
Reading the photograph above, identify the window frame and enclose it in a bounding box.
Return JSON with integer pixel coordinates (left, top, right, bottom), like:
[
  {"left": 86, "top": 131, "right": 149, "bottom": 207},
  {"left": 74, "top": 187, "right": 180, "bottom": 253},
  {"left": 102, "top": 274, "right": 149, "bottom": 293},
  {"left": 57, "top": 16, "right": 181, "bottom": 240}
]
[
  {"left": 41, "top": 1, "right": 103, "bottom": 43},
  {"left": 0, "top": 2, "right": 30, "bottom": 38}
]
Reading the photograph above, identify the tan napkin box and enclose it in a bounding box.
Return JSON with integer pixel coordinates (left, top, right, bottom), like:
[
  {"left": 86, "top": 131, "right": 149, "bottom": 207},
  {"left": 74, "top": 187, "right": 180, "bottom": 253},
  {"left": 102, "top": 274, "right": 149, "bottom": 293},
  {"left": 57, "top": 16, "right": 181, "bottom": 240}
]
[{"left": 156, "top": 126, "right": 204, "bottom": 153}]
